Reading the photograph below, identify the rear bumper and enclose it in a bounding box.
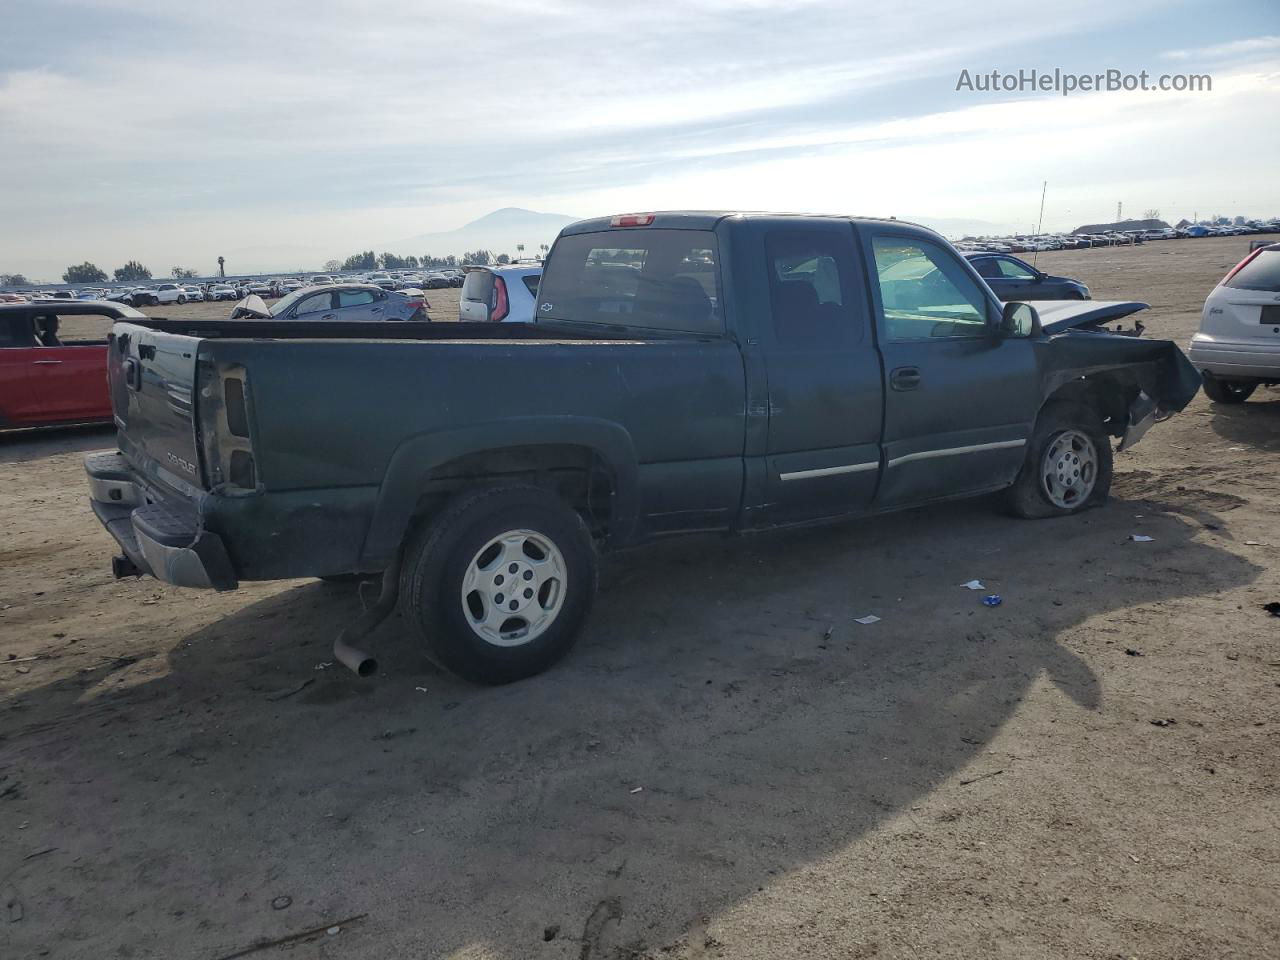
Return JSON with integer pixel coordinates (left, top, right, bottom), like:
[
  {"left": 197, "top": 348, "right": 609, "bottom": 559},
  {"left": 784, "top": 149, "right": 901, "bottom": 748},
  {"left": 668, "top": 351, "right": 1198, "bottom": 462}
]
[
  {"left": 1188, "top": 334, "right": 1280, "bottom": 380},
  {"left": 86, "top": 451, "right": 238, "bottom": 590}
]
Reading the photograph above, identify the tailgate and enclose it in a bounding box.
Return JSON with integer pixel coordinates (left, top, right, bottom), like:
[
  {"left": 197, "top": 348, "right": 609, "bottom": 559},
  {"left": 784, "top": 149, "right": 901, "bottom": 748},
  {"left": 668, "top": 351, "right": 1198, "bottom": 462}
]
[{"left": 109, "top": 322, "right": 205, "bottom": 488}]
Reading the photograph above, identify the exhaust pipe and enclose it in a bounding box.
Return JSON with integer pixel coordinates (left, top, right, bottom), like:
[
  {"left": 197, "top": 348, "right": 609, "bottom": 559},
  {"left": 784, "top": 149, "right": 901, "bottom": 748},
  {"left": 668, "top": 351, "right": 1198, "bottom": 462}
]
[{"left": 333, "top": 552, "right": 402, "bottom": 678}]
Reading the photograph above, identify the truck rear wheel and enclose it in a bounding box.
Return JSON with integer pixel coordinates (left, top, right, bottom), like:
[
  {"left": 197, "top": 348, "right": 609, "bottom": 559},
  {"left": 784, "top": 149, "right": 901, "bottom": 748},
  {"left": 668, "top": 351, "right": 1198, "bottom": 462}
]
[
  {"left": 1006, "top": 402, "right": 1112, "bottom": 519},
  {"left": 399, "top": 485, "right": 597, "bottom": 684},
  {"left": 1202, "top": 373, "right": 1256, "bottom": 404}
]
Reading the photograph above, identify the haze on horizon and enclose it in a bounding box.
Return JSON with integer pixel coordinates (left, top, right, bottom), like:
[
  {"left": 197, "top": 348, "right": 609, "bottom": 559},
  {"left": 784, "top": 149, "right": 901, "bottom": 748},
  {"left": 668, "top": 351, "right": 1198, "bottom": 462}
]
[{"left": 1, "top": 0, "right": 1277, "bottom": 281}]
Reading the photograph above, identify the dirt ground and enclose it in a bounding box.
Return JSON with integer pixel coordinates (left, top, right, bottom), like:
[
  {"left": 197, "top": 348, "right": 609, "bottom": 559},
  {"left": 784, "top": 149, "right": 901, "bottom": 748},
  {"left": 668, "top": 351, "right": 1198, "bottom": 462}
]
[{"left": 2, "top": 236, "right": 1277, "bottom": 959}]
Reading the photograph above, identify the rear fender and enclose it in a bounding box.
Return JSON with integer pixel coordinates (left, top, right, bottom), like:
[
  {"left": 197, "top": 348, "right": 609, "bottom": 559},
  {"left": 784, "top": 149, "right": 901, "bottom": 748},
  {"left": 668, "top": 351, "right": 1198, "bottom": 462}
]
[{"left": 360, "top": 416, "right": 640, "bottom": 566}]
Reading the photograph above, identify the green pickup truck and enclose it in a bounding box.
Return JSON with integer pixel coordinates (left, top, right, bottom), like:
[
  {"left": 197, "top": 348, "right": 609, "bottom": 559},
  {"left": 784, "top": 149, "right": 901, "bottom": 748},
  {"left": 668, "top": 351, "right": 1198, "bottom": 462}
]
[{"left": 86, "top": 212, "right": 1200, "bottom": 683}]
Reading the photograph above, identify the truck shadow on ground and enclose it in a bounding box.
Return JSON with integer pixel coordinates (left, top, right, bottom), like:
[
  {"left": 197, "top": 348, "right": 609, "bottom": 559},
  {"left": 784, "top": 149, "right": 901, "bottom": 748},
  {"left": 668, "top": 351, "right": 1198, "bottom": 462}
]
[{"left": 2, "top": 486, "right": 1261, "bottom": 959}]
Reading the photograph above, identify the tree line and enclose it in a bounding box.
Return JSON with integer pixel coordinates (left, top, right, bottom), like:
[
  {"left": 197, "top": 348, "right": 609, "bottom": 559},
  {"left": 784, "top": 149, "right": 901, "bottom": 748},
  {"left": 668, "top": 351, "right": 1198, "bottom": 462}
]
[
  {"left": 4, "top": 243, "right": 555, "bottom": 289},
  {"left": 330, "top": 249, "right": 531, "bottom": 272}
]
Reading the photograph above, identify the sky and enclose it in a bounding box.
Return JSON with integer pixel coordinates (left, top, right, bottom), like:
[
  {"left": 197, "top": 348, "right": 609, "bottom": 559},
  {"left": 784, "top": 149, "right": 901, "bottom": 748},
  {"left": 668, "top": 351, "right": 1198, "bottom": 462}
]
[{"left": 1, "top": 0, "right": 1278, "bottom": 280}]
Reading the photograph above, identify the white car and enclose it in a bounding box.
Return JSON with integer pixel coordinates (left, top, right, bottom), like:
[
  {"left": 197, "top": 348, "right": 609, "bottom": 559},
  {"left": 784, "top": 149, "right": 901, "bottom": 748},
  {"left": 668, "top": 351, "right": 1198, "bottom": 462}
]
[
  {"left": 152, "top": 282, "right": 189, "bottom": 304},
  {"left": 182, "top": 285, "right": 205, "bottom": 302},
  {"left": 1189, "top": 241, "right": 1280, "bottom": 403},
  {"left": 207, "top": 284, "right": 238, "bottom": 301},
  {"left": 459, "top": 264, "right": 541, "bottom": 323}
]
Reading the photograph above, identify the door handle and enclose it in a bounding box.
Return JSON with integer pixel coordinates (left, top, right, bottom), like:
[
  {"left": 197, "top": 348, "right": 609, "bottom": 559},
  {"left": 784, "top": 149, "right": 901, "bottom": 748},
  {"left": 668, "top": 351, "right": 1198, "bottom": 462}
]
[
  {"left": 890, "top": 366, "right": 921, "bottom": 391},
  {"left": 32, "top": 359, "right": 63, "bottom": 365},
  {"left": 320, "top": 314, "right": 334, "bottom": 320}
]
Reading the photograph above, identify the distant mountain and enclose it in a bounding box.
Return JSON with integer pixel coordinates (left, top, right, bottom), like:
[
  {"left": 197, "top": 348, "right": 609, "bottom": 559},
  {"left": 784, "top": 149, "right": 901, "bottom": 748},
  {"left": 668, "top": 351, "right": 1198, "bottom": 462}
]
[{"left": 382, "top": 207, "right": 577, "bottom": 259}]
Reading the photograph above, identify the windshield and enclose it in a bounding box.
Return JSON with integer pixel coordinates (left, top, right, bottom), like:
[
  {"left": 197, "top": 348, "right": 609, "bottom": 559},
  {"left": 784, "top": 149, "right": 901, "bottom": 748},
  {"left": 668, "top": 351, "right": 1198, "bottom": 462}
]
[
  {"left": 269, "top": 287, "right": 312, "bottom": 316},
  {"left": 536, "top": 228, "right": 722, "bottom": 334}
]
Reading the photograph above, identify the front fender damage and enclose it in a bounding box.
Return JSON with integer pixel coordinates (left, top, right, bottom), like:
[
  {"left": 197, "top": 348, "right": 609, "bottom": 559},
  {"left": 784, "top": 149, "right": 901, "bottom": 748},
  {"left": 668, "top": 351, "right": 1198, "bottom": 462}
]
[{"left": 1036, "top": 328, "right": 1202, "bottom": 451}]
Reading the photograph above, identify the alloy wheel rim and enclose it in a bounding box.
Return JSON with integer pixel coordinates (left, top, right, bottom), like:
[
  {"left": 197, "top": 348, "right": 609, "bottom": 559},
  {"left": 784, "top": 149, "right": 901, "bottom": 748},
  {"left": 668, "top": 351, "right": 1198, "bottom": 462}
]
[
  {"left": 1040, "top": 429, "right": 1098, "bottom": 508},
  {"left": 460, "top": 529, "right": 566, "bottom": 647}
]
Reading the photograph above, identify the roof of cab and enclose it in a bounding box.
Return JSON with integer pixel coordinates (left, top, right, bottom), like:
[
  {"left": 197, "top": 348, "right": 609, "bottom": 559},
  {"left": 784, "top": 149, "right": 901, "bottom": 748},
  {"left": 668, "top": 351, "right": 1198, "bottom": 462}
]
[{"left": 559, "top": 211, "right": 935, "bottom": 237}]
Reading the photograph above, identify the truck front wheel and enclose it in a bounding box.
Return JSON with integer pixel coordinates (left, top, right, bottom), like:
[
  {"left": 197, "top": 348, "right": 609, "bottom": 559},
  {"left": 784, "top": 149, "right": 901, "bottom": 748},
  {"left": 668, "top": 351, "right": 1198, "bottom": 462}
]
[
  {"left": 400, "top": 485, "right": 597, "bottom": 684},
  {"left": 1006, "top": 402, "right": 1113, "bottom": 519}
]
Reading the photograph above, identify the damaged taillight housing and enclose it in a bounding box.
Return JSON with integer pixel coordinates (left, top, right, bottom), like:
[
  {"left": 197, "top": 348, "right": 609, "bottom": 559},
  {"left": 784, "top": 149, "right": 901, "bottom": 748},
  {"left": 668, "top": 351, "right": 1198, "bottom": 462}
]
[{"left": 197, "top": 360, "right": 259, "bottom": 494}]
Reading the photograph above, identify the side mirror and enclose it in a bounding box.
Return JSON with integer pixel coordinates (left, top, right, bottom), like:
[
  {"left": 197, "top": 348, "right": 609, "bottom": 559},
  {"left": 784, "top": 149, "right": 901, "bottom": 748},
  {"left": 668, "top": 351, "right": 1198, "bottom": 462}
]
[
  {"left": 1034, "top": 271, "right": 1047, "bottom": 282},
  {"left": 999, "top": 301, "right": 1041, "bottom": 338}
]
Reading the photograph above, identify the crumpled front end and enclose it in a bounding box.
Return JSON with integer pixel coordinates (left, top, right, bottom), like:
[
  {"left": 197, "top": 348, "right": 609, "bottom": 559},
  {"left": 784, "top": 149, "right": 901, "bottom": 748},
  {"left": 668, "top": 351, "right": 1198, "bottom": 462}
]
[{"left": 1036, "top": 327, "right": 1202, "bottom": 450}]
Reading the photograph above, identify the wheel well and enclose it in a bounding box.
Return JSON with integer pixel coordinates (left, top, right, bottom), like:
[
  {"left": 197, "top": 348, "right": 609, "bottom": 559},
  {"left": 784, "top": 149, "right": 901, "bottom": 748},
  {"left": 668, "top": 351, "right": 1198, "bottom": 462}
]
[
  {"left": 1043, "top": 375, "right": 1136, "bottom": 437},
  {"left": 410, "top": 444, "right": 615, "bottom": 540}
]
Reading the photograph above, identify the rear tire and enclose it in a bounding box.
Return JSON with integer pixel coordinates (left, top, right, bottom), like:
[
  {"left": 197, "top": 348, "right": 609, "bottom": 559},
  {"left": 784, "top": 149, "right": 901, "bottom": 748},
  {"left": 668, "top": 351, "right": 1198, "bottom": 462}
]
[
  {"left": 1006, "top": 402, "right": 1113, "bottom": 519},
  {"left": 1202, "top": 374, "right": 1256, "bottom": 404},
  {"left": 399, "top": 485, "right": 597, "bottom": 684}
]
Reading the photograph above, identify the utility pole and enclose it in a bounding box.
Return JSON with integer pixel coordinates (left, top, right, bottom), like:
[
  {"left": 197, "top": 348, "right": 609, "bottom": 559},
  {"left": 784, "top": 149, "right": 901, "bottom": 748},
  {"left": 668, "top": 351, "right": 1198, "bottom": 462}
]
[
  {"left": 217, "top": 256, "right": 225, "bottom": 278},
  {"left": 1033, "top": 181, "right": 1047, "bottom": 268},
  {"left": 1116, "top": 201, "right": 1122, "bottom": 223}
]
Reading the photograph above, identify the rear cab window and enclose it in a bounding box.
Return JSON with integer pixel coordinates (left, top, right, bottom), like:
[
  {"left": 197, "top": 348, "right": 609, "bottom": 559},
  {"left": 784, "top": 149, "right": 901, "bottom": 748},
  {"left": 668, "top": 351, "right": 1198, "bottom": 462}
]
[
  {"left": 1226, "top": 250, "right": 1280, "bottom": 292},
  {"left": 765, "top": 229, "right": 861, "bottom": 344},
  {"left": 537, "top": 229, "right": 722, "bottom": 334}
]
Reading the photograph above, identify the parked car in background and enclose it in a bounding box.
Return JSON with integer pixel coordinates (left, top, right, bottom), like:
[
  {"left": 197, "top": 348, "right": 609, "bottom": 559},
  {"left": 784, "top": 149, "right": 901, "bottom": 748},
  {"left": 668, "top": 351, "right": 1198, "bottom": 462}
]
[
  {"left": 1189, "top": 241, "right": 1280, "bottom": 403},
  {"left": 230, "top": 283, "right": 427, "bottom": 322},
  {"left": 206, "top": 284, "right": 238, "bottom": 301},
  {"left": 182, "top": 286, "right": 205, "bottom": 302},
  {"left": 1, "top": 300, "right": 145, "bottom": 428},
  {"left": 309, "top": 276, "right": 335, "bottom": 286},
  {"left": 965, "top": 254, "right": 1090, "bottom": 300},
  {"left": 271, "top": 278, "right": 303, "bottom": 297},
  {"left": 459, "top": 263, "right": 542, "bottom": 323},
  {"left": 366, "top": 273, "right": 397, "bottom": 290},
  {"left": 148, "top": 283, "right": 187, "bottom": 304}
]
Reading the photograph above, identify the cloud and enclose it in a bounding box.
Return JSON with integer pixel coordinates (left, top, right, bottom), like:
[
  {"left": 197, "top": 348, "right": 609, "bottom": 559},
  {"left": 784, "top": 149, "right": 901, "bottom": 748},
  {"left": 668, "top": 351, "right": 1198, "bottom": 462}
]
[
  {"left": 0, "top": 0, "right": 1274, "bottom": 278},
  {"left": 1162, "top": 35, "right": 1280, "bottom": 61}
]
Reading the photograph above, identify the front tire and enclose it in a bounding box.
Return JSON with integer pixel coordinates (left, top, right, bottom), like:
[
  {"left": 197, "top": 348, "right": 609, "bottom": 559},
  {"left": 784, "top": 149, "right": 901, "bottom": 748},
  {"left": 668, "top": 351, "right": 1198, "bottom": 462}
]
[
  {"left": 1202, "top": 373, "right": 1256, "bottom": 404},
  {"left": 399, "top": 485, "right": 597, "bottom": 684},
  {"left": 1006, "top": 402, "right": 1113, "bottom": 519},
  {"left": 177, "top": 295, "right": 187, "bottom": 304}
]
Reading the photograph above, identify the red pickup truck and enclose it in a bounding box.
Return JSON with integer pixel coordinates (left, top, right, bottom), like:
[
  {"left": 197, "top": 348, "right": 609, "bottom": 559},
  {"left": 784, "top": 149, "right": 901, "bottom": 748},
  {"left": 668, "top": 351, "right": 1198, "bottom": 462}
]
[{"left": 0, "top": 301, "right": 144, "bottom": 428}]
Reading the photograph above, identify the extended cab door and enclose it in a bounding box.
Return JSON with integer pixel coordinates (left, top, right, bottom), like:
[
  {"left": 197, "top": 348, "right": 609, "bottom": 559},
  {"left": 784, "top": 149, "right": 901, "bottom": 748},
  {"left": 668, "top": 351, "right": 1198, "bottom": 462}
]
[
  {"left": 748, "top": 221, "right": 884, "bottom": 524},
  {"left": 862, "top": 227, "right": 1039, "bottom": 507}
]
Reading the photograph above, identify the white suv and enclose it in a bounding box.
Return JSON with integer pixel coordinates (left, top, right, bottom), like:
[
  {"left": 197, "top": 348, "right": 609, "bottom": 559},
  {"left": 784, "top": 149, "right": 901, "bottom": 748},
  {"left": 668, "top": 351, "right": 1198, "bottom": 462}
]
[
  {"left": 1189, "top": 242, "right": 1280, "bottom": 403},
  {"left": 152, "top": 283, "right": 189, "bottom": 304}
]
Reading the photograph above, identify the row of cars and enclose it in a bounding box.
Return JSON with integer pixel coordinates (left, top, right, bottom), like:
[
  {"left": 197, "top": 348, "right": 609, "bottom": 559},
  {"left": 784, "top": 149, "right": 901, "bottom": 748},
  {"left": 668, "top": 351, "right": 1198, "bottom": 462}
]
[
  {"left": 0, "top": 269, "right": 469, "bottom": 309},
  {"left": 958, "top": 219, "right": 1280, "bottom": 255}
]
